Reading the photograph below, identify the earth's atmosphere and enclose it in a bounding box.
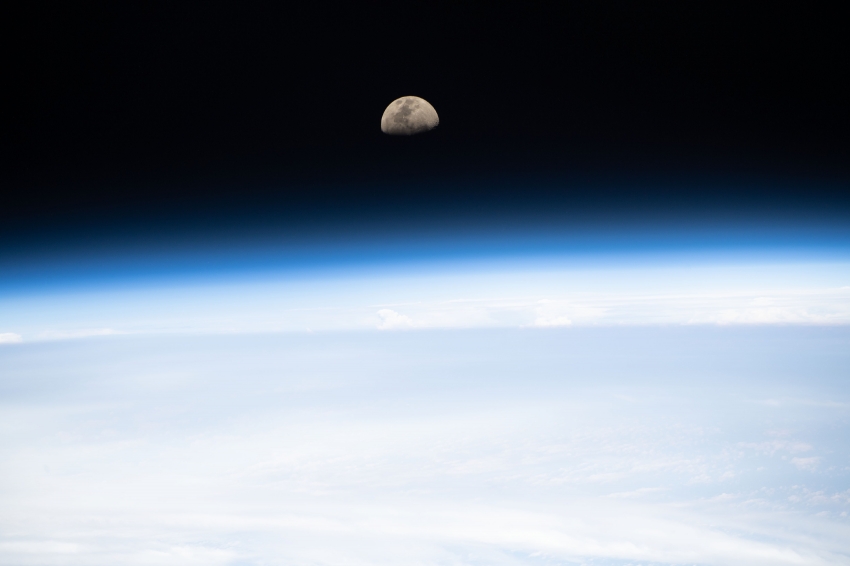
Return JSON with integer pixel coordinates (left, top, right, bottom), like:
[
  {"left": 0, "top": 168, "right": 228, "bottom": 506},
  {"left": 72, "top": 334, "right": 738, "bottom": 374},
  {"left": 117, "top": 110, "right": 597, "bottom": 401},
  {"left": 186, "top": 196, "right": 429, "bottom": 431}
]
[
  {"left": 2, "top": 252, "right": 850, "bottom": 566},
  {"left": 3, "top": 4, "right": 850, "bottom": 565}
]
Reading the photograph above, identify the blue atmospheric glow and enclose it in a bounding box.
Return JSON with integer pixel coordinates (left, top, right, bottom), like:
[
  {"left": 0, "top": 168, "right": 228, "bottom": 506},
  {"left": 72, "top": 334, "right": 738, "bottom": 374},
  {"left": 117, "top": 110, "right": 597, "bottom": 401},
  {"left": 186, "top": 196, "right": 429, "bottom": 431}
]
[
  {"left": 2, "top": 208, "right": 850, "bottom": 294},
  {"left": 1, "top": 217, "right": 849, "bottom": 565},
  {"left": 1, "top": 252, "right": 849, "bottom": 340}
]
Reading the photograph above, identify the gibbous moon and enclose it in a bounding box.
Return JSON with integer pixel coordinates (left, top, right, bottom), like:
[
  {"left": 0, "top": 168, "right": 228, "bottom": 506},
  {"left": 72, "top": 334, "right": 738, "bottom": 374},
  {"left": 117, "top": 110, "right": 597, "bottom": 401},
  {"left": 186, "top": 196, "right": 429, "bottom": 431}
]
[{"left": 381, "top": 96, "right": 439, "bottom": 135}]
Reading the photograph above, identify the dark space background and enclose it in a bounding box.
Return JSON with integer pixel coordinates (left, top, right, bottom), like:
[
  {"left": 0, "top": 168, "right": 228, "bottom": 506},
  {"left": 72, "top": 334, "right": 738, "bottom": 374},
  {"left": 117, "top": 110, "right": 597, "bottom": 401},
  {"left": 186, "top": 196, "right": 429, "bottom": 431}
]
[{"left": 1, "top": 2, "right": 849, "bottom": 282}]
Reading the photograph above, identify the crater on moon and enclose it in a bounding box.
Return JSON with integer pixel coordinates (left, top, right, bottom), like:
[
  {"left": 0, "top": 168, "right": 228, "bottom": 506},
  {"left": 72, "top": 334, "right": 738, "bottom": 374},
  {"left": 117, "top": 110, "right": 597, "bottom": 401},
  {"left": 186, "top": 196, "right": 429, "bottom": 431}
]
[{"left": 381, "top": 96, "right": 439, "bottom": 135}]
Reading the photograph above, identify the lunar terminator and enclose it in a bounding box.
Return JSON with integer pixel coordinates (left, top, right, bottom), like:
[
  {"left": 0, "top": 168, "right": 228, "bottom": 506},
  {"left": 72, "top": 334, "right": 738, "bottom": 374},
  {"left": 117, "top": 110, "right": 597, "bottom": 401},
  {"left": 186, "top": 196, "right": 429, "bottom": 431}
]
[{"left": 381, "top": 96, "right": 439, "bottom": 135}]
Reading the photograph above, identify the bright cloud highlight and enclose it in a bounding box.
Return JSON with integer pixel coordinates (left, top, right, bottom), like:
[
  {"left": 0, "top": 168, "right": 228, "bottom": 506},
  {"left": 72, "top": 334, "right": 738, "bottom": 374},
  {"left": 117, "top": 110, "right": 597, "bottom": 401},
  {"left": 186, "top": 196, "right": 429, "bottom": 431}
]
[
  {"left": 1, "top": 259, "right": 849, "bottom": 340},
  {"left": 0, "top": 332, "right": 22, "bottom": 344}
]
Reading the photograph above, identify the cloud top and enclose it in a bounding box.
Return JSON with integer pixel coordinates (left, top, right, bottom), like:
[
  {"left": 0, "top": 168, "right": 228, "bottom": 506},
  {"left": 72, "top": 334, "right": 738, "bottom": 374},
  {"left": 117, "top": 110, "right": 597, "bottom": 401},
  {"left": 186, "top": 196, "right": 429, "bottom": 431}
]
[
  {"left": 377, "top": 309, "right": 414, "bottom": 330},
  {"left": 1, "top": 260, "right": 849, "bottom": 338},
  {"left": 0, "top": 333, "right": 22, "bottom": 344}
]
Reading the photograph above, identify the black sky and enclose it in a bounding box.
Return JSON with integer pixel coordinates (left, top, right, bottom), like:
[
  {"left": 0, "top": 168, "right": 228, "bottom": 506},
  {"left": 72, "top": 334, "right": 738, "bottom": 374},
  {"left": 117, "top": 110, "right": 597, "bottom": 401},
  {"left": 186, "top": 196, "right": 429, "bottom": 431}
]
[{"left": 2, "top": 2, "right": 849, "bottom": 245}]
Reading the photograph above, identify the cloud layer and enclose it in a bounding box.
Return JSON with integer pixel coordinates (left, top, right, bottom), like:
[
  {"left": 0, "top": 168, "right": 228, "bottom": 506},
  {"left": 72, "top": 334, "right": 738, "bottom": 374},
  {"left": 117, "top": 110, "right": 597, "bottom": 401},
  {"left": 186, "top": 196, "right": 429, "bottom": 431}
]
[
  {"left": 2, "top": 260, "right": 848, "bottom": 340},
  {"left": 1, "top": 329, "right": 848, "bottom": 565},
  {"left": 0, "top": 332, "right": 22, "bottom": 344}
]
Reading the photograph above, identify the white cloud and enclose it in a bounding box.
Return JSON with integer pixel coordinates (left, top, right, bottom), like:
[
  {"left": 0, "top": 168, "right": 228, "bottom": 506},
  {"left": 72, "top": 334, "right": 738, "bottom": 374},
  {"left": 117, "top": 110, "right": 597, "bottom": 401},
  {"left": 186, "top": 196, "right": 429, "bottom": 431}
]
[
  {"left": 376, "top": 309, "right": 414, "bottom": 330},
  {"left": 0, "top": 333, "right": 22, "bottom": 344},
  {"left": 791, "top": 457, "right": 821, "bottom": 472},
  {"left": 530, "top": 315, "right": 572, "bottom": 327},
  {"left": 524, "top": 300, "right": 574, "bottom": 327},
  {"left": 1, "top": 261, "right": 849, "bottom": 336},
  {"left": 685, "top": 289, "right": 850, "bottom": 325},
  {"left": 739, "top": 440, "right": 813, "bottom": 456},
  {"left": 1, "top": 331, "right": 849, "bottom": 566},
  {"left": 35, "top": 328, "right": 123, "bottom": 341}
]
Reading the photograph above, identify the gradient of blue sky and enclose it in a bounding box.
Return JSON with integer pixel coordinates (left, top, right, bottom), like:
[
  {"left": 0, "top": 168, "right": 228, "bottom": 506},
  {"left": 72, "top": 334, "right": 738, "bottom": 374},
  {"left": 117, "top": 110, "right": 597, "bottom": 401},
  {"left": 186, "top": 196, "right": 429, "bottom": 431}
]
[
  {"left": 2, "top": 195, "right": 850, "bottom": 566},
  {"left": 2, "top": 235, "right": 850, "bottom": 565},
  {"left": 2, "top": 250, "right": 849, "bottom": 341},
  {"left": 4, "top": 4, "right": 849, "bottom": 564}
]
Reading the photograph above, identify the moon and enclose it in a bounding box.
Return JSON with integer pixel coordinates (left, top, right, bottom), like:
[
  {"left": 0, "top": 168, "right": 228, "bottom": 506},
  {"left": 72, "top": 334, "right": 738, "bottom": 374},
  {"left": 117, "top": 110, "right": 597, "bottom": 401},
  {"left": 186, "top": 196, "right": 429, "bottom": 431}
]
[{"left": 381, "top": 96, "right": 439, "bottom": 135}]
